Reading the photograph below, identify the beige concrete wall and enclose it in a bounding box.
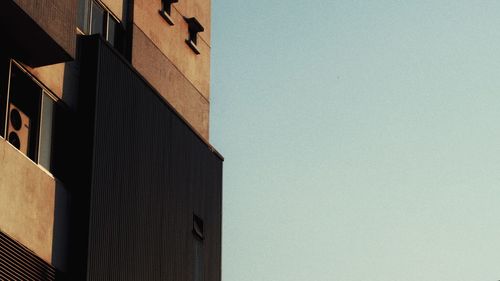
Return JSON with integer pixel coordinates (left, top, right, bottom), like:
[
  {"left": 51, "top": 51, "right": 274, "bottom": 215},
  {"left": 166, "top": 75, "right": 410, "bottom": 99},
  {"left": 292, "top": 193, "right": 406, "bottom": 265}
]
[
  {"left": 133, "top": 0, "right": 210, "bottom": 100},
  {"left": 132, "top": 26, "right": 209, "bottom": 140},
  {"left": 13, "top": 0, "right": 77, "bottom": 59},
  {"left": 101, "top": 0, "right": 124, "bottom": 20},
  {"left": 25, "top": 63, "right": 65, "bottom": 100},
  {"left": 21, "top": 61, "right": 80, "bottom": 109},
  {"left": 0, "top": 138, "right": 56, "bottom": 264}
]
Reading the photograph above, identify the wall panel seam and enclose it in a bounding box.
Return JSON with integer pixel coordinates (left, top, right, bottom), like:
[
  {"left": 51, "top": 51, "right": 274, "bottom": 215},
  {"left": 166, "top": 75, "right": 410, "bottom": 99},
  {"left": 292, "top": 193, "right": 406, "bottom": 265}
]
[{"left": 133, "top": 24, "right": 210, "bottom": 104}]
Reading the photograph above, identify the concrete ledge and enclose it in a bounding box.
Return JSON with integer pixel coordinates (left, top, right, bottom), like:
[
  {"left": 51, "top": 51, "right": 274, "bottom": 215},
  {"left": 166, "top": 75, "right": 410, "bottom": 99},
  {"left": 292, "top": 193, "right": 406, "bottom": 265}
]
[{"left": 0, "top": 138, "right": 56, "bottom": 263}]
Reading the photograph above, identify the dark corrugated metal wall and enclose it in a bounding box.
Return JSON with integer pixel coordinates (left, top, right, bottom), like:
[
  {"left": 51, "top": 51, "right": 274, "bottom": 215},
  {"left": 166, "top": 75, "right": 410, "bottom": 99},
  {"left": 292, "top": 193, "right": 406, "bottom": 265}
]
[{"left": 80, "top": 36, "right": 222, "bottom": 281}]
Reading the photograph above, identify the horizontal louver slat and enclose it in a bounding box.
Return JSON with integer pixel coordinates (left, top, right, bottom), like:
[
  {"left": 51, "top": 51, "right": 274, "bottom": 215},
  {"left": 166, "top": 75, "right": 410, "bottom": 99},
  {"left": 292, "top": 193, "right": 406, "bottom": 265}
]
[{"left": 0, "top": 231, "right": 56, "bottom": 280}]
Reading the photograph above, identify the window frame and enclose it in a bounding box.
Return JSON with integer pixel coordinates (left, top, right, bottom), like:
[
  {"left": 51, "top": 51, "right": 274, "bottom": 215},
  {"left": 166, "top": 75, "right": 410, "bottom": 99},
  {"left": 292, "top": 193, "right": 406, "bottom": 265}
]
[
  {"left": 77, "top": 0, "right": 124, "bottom": 50},
  {"left": 2, "top": 60, "right": 59, "bottom": 174}
]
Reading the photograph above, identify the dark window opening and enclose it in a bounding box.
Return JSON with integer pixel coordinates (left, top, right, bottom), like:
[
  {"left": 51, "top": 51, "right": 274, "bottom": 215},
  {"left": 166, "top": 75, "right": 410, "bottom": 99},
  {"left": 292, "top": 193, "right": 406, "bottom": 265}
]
[
  {"left": 107, "top": 16, "right": 124, "bottom": 51},
  {"left": 3, "top": 62, "right": 56, "bottom": 171},
  {"left": 193, "top": 214, "right": 204, "bottom": 281},
  {"left": 159, "top": 0, "right": 178, "bottom": 25},
  {"left": 193, "top": 214, "right": 204, "bottom": 240},
  {"left": 189, "top": 29, "right": 197, "bottom": 45},
  {"left": 161, "top": 0, "right": 178, "bottom": 15},
  {"left": 184, "top": 17, "right": 204, "bottom": 55}
]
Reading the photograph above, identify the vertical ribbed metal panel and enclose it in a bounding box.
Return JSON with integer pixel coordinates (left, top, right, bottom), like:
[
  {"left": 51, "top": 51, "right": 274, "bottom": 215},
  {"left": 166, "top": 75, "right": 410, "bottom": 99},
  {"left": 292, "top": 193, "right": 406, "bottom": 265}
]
[
  {"left": 80, "top": 36, "right": 222, "bottom": 281},
  {"left": 0, "top": 231, "right": 57, "bottom": 281}
]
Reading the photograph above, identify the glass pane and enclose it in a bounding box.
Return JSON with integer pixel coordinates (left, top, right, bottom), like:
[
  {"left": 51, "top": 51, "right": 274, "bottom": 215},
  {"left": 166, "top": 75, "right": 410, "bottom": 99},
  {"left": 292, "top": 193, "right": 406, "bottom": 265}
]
[
  {"left": 39, "top": 93, "right": 54, "bottom": 170},
  {"left": 107, "top": 16, "right": 123, "bottom": 50},
  {"left": 90, "top": 1, "right": 106, "bottom": 36},
  {"left": 77, "top": 0, "right": 90, "bottom": 33}
]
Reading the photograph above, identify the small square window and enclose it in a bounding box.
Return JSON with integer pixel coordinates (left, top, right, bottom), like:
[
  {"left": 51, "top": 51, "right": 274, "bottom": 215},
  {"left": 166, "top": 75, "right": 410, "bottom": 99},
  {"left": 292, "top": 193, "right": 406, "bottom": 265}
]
[
  {"left": 184, "top": 17, "right": 204, "bottom": 55},
  {"left": 159, "top": 0, "right": 178, "bottom": 25},
  {"left": 193, "top": 214, "right": 204, "bottom": 240},
  {"left": 192, "top": 214, "right": 204, "bottom": 281}
]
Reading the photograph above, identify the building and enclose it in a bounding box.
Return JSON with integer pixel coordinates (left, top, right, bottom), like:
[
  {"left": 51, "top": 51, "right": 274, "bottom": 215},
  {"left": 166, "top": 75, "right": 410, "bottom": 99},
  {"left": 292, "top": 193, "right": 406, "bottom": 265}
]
[{"left": 0, "top": 0, "right": 223, "bottom": 280}]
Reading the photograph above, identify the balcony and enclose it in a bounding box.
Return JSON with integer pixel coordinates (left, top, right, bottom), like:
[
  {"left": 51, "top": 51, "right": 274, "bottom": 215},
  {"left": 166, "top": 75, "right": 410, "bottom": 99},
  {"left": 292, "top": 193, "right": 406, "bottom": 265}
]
[{"left": 0, "top": 0, "right": 77, "bottom": 66}]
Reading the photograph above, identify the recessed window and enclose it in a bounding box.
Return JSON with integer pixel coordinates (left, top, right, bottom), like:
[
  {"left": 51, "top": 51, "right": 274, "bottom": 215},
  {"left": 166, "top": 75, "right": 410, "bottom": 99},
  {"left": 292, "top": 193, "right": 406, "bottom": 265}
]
[
  {"left": 159, "top": 0, "right": 178, "bottom": 26},
  {"left": 184, "top": 17, "right": 204, "bottom": 55},
  {"left": 193, "top": 214, "right": 204, "bottom": 240},
  {"left": 2, "top": 62, "right": 56, "bottom": 171},
  {"left": 77, "top": 0, "right": 124, "bottom": 51}
]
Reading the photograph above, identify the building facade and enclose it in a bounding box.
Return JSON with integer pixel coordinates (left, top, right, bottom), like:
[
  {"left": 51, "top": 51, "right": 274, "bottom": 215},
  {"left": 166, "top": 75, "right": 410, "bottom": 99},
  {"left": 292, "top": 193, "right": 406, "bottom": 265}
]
[{"left": 0, "top": 0, "right": 222, "bottom": 280}]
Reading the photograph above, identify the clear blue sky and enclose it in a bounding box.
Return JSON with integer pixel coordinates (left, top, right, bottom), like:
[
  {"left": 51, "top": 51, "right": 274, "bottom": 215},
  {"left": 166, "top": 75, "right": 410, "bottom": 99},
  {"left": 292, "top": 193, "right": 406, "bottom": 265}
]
[{"left": 210, "top": 1, "right": 500, "bottom": 280}]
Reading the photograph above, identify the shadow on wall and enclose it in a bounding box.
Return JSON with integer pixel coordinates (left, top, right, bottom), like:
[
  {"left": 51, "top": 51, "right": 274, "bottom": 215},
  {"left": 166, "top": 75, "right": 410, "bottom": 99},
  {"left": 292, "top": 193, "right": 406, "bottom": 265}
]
[
  {"left": 51, "top": 49, "right": 80, "bottom": 273},
  {"left": 51, "top": 180, "right": 72, "bottom": 272},
  {"left": 51, "top": 53, "right": 82, "bottom": 277}
]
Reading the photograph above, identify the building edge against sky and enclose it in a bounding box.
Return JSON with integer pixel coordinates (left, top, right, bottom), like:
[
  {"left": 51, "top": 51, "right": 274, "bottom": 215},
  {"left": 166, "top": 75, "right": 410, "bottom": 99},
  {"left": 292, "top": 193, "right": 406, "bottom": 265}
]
[{"left": 0, "top": 0, "right": 222, "bottom": 280}]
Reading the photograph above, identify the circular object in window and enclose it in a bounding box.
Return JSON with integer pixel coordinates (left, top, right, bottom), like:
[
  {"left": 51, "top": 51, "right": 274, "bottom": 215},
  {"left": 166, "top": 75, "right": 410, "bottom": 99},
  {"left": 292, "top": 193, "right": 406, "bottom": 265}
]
[
  {"left": 8, "top": 132, "right": 21, "bottom": 149},
  {"left": 10, "top": 108, "right": 22, "bottom": 130}
]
